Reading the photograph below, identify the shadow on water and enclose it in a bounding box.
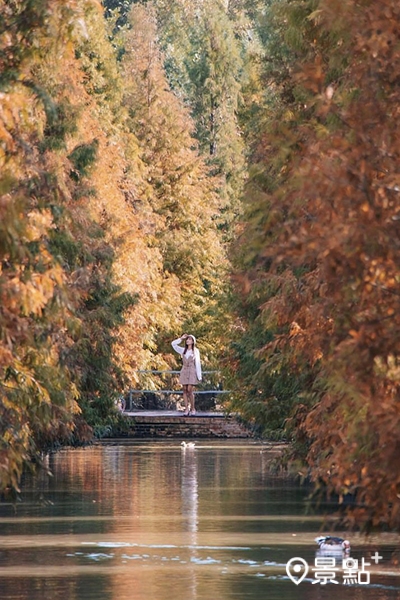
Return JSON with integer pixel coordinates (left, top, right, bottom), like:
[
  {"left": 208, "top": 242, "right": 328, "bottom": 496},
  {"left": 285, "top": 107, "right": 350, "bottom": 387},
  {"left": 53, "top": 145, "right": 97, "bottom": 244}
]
[{"left": 0, "top": 440, "right": 399, "bottom": 600}]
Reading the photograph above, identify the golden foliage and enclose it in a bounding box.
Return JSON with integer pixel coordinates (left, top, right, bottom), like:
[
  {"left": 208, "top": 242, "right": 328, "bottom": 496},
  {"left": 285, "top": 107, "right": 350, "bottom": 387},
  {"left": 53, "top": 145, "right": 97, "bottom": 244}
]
[{"left": 1, "top": 0, "right": 231, "bottom": 492}]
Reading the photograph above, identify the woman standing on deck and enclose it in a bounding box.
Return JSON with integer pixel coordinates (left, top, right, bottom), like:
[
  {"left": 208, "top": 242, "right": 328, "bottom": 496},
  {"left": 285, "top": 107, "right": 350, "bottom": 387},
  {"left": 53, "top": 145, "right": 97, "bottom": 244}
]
[{"left": 171, "top": 334, "right": 202, "bottom": 416}]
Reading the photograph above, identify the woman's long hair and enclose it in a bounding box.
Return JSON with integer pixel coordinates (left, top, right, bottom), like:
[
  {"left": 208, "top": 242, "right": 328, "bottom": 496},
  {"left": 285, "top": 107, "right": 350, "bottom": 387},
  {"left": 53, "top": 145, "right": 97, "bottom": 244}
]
[{"left": 183, "top": 336, "right": 196, "bottom": 355}]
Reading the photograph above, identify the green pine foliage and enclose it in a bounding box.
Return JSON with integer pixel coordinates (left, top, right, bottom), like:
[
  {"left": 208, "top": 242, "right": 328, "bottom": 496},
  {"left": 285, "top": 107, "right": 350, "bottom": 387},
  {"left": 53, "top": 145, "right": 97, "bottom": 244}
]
[
  {"left": 68, "top": 140, "right": 99, "bottom": 181},
  {"left": 119, "top": 0, "right": 250, "bottom": 230}
]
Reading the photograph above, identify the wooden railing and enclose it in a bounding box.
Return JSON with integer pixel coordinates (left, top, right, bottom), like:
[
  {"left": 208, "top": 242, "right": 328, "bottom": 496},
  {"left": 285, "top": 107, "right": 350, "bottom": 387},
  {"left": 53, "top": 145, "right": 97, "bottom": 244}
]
[{"left": 120, "top": 370, "right": 229, "bottom": 412}]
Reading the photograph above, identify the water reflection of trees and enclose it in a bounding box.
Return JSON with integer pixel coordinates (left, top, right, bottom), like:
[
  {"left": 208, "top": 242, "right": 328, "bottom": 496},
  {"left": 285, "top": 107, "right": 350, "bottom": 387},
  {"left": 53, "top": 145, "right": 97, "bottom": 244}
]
[
  {"left": 20, "top": 444, "right": 309, "bottom": 526},
  {"left": 1, "top": 445, "right": 399, "bottom": 600}
]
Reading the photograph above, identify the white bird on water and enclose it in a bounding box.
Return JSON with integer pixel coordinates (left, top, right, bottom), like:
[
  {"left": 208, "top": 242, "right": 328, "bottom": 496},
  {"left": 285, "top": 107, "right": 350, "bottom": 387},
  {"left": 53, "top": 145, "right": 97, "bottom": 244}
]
[{"left": 181, "top": 441, "right": 196, "bottom": 449}]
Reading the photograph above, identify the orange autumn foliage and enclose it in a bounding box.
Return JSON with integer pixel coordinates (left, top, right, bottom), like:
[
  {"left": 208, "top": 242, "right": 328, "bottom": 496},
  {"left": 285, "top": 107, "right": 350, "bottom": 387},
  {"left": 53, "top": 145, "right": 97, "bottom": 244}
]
[{"left": 231, "top": 0, "right": 400, "bottom": 529}]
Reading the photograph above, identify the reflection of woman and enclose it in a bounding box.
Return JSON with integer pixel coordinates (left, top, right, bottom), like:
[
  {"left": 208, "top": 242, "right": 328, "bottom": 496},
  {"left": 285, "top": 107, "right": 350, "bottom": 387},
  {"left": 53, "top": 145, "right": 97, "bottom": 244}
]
[
  {"left": 180, "top": 444, "right": 198, "bottom": 598},
  {"left": 172, "top": 334, "right": 202, "bottom": 416}
]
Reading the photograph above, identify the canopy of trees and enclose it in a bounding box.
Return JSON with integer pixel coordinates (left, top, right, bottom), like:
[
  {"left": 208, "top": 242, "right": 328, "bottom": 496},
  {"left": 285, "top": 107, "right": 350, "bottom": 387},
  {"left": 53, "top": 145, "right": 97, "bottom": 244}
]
[
  {"left": 228, "top": 0, "right": 400, "bottom": 530},
  {"left": 2, "top": 0, "right": 400, "bottom": 531},
  {"left": 0, "top": 0, "right": 228, "bottom": 492}
]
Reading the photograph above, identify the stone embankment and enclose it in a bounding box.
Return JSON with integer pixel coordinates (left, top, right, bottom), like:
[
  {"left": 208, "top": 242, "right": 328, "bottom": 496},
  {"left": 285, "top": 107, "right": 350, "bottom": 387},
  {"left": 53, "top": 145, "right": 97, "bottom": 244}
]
[{"left": 121, "top": 410, "right": 252, "bottom": 438}]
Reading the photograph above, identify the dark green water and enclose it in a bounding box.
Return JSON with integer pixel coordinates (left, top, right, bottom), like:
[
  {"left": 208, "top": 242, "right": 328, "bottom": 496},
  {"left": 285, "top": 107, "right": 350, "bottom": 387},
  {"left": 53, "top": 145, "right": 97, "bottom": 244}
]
[{"left": 0, "top": 440, "right": 399, "bottom": 600}]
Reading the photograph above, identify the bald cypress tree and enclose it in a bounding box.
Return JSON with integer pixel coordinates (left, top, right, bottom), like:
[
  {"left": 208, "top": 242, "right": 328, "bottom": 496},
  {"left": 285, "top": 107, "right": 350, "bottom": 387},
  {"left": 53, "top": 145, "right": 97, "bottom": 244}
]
[
  {"left": 229, "top": 0, "right": 400, "bottom": 529},
  {"left": 150, "top": 0, "right": 249, "bottom": 228},
  {"left": 122, "top": 4, "right": 229, "bottom": 361},
  {"left": 0, "top": 0, "right": 92, "bottom": 492}
]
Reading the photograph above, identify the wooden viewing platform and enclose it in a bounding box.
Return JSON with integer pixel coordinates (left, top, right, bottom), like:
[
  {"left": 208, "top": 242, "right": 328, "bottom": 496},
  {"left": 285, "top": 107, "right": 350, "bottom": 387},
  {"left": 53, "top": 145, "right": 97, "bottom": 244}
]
[
  {"left": 118, "top": 370, "right": 250, "bottom": 438},
  {"left": 122, "top": 410, "right": 252, "bottom": 438}
]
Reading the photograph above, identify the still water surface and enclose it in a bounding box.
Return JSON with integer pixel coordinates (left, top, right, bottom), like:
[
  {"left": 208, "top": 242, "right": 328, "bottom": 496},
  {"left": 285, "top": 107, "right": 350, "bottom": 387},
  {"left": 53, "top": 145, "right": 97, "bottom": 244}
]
[{"left": 0, "top": 439, "right": 399, "bottom": 600}]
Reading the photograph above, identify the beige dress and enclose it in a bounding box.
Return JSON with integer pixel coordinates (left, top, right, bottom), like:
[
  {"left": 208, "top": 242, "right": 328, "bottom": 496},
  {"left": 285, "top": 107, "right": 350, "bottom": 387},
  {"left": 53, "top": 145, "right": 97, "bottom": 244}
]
[{"left": 179, "top": 352, "right": 199, "bottom": 385}]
